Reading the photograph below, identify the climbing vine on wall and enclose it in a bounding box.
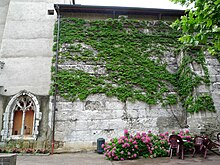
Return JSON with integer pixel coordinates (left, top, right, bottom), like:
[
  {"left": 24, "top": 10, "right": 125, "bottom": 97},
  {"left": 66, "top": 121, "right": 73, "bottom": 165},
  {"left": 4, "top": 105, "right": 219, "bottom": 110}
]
[
  {"left": 52, "top": 18, "right": 215, "bottom": 113},
  {"left": 175, "top": 48, "right": 215, "bottom": 113}
]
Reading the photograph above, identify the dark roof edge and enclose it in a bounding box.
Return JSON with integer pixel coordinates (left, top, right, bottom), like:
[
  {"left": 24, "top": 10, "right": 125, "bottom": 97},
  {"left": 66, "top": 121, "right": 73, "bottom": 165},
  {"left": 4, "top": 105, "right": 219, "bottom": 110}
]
[{"left": 54, "top": 4, "right": 185, "bottom": 16}]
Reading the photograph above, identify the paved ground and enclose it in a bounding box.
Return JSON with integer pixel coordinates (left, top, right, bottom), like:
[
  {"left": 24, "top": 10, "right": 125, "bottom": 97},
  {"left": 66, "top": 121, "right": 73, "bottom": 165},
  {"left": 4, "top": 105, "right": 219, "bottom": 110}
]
[{"left": 16, "top": 152, "right": 220, "bottom": 165}]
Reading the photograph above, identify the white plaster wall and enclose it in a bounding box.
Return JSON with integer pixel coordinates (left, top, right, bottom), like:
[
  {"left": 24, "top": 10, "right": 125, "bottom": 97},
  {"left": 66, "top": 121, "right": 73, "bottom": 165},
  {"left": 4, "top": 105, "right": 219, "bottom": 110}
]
[
  {"left": 0, "top": 0, "right": 10, "bottom": 49},
  {"left": 0, "top": 0, "right": 66, "bottom": 96}
]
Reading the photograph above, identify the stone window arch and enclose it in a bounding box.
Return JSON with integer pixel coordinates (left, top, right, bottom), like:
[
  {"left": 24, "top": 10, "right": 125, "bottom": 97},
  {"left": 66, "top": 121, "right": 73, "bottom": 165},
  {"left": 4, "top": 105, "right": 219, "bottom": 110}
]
[{"left": 1, "top": 90, "right": 42, "bottom": 141}]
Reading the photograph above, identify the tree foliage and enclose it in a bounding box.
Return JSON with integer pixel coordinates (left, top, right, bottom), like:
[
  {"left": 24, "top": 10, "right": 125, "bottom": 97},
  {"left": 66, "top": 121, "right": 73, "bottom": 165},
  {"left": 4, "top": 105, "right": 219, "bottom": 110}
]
[{"left": 170, "top": 0, "right": 220, "bottom": 56}]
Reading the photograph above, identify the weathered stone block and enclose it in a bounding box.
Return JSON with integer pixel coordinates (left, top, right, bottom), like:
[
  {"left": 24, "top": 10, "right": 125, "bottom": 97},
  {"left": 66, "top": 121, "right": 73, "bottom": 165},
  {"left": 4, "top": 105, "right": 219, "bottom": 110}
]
[
  {"left": 207, "top": 66, "right": 218, "bottom": 75},
  {"left": 206, "top": 58, "right": 219, "bottom": 66},
  {"left": 106, "top": 101, "right": 124, "bottom": 110},
  {"left": 209, "top": 75, "right": 216, "bottom": 82},
  {"left": 126, "top": 101, "right": 147, "bottom": 110},
  {"left": 56, "top": 110, "right": 75, "bottom": 121},
  {"left": 87, "top": 119, "right": 110, "bottom": 130},
  {"left": 61, "top": 102, "right": 73, "bottom": 110},
  {"left": 196, "top": 85, "right": 209, "bottom": 93},
  {"left": 212, "top": 82, "right": 220, "bottom": 91},
  {"left": 215, "top": 75, "right": 220, "bottom": 82},
  {"left": 72, "top": 101, "right": 84, "bottom": 111},
  {"left": 85, "top": 94, "right": 106, "bottom": 101},
  {"left": 157, "top": 116, "right": 183, "bottom": 132},
  {"left": 85, "top": 100, "right": 105, "bottom": 111},
  {"left": 138, "top": 118, "right": 158, "bottom": 128}
]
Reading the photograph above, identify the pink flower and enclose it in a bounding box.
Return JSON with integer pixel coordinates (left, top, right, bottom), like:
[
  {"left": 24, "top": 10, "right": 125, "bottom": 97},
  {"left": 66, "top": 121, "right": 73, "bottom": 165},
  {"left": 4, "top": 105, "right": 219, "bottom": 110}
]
[
  {"left": 135, "top": 135, "right": 140, "bottom": 139},
  {"left": 120, "top": 158, "right": 124, "bottom": 161},
  {"left": 142, "top": 132, "right": 147, "bottom": 137},
  {"left": 128, "top": 152, "right": 131, "bottom": 155},
  {"left": 114, "top": 156, "right": 118, "bottom": 160},
  {"left": 159, "top": 133, "right": 165, "bottom": 137},
  {"left": 146, "top": 137, "right": 151, "bottom": 143},
  {"left": 121, "top": 136, "right": 126, "bottom": 139},
  {"left": 101, "top": 144, "right": 105, "bottom": 148},
  {"left": 186, "top": 135, "right": 191, "bottom": 139},
  {"left": 133, "top": 154, "right": 137, "bottom": 158},
  {"left": 165, "top": 132, "right": 169, "bottom": 136},
  {"left": 120, "top": 151, "right": 124, "bottom": 154},
  {"left": 148, "top": 130, "right": 152, "bottom": 134},
  {"left": 135, "top": 145, "right": 138, "bottom": 149},
  {"left": 185, "top": 129, "right": 190, "bottom": 134},
  {"left": 124, "top": 129, "right": 129, "bottom": 135}
]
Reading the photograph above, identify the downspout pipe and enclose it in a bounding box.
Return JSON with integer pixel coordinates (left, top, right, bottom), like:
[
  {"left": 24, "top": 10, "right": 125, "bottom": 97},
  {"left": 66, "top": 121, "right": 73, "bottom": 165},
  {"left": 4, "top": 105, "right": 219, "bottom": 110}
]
[{"left": 52, "top": 4, "right": 61, "bottom": 155}]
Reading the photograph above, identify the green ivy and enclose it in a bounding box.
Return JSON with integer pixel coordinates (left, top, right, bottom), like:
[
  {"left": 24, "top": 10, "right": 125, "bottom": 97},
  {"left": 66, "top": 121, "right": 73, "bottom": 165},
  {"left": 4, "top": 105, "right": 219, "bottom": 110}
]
[
  {"left": 186, "top": 94, "right": 215, "bottom": 113},
  {"left": 51, "top": 18, "right": 215, "bottom": 113}
]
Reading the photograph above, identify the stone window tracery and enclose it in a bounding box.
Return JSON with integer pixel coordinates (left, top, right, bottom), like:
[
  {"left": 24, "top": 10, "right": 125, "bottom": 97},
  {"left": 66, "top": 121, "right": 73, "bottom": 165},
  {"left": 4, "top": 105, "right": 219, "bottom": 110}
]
[
  {"left": 12, "top": 96, "right": 35, "bottom": 136},
  {"left": 1, "top": 91, "right": 42, "bottom": 141}
]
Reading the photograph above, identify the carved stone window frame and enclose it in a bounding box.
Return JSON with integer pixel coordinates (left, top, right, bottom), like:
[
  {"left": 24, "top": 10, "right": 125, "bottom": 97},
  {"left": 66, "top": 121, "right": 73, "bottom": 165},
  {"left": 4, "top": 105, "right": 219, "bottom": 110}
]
[{"left": 1, "top": 90, "right": 42, "bottom": 141}]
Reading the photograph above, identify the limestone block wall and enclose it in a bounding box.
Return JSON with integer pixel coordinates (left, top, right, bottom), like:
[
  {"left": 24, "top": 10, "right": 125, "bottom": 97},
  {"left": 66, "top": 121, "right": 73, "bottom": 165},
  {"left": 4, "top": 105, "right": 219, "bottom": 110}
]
[
  {"left": 54, "top": 95, "right": 183, "bottom": 152},
  {"left": 187, "top": 55, "right": 220, "bottom": 137}
]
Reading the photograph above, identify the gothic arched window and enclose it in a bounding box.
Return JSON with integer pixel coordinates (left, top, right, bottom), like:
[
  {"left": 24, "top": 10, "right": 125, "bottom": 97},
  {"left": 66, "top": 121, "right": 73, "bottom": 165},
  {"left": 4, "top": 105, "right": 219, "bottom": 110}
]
[
  {"left": 12, "top": 96, "right": 35, "bottom": 136},
  {"left": 1, "top": 91, "right": 42, "bottom": 140}
]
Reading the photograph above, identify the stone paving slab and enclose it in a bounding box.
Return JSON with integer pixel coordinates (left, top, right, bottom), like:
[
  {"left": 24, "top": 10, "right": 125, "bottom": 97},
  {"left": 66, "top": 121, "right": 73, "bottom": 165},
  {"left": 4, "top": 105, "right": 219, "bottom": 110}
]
[{"left": 16, "top": 152, "right": 220, "bottom": 165}]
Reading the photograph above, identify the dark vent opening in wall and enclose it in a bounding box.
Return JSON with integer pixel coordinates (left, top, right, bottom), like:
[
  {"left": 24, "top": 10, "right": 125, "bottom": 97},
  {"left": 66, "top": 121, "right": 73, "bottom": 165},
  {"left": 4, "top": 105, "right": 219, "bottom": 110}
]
[{"left": 48, "top": 10, "right": 54, "bottom": 15}]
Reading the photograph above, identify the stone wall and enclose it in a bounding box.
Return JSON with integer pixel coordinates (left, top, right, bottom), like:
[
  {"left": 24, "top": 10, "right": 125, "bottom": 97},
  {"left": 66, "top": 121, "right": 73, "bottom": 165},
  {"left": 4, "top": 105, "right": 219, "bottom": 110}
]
[
  {"left": 54, "top": 53, "right": 220, "bottom": 152},
  {"left": 53, "top": 18, "right": 187, "bottom": 152},
  {"left": 187, "top": 55, "right": 220, "bottom": 137},
  {"left": 54, "top": 94, "right": 184, "bottom": 152},
  {"left": 0, "top": 94, "right": 51, "bottom": 149}
]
